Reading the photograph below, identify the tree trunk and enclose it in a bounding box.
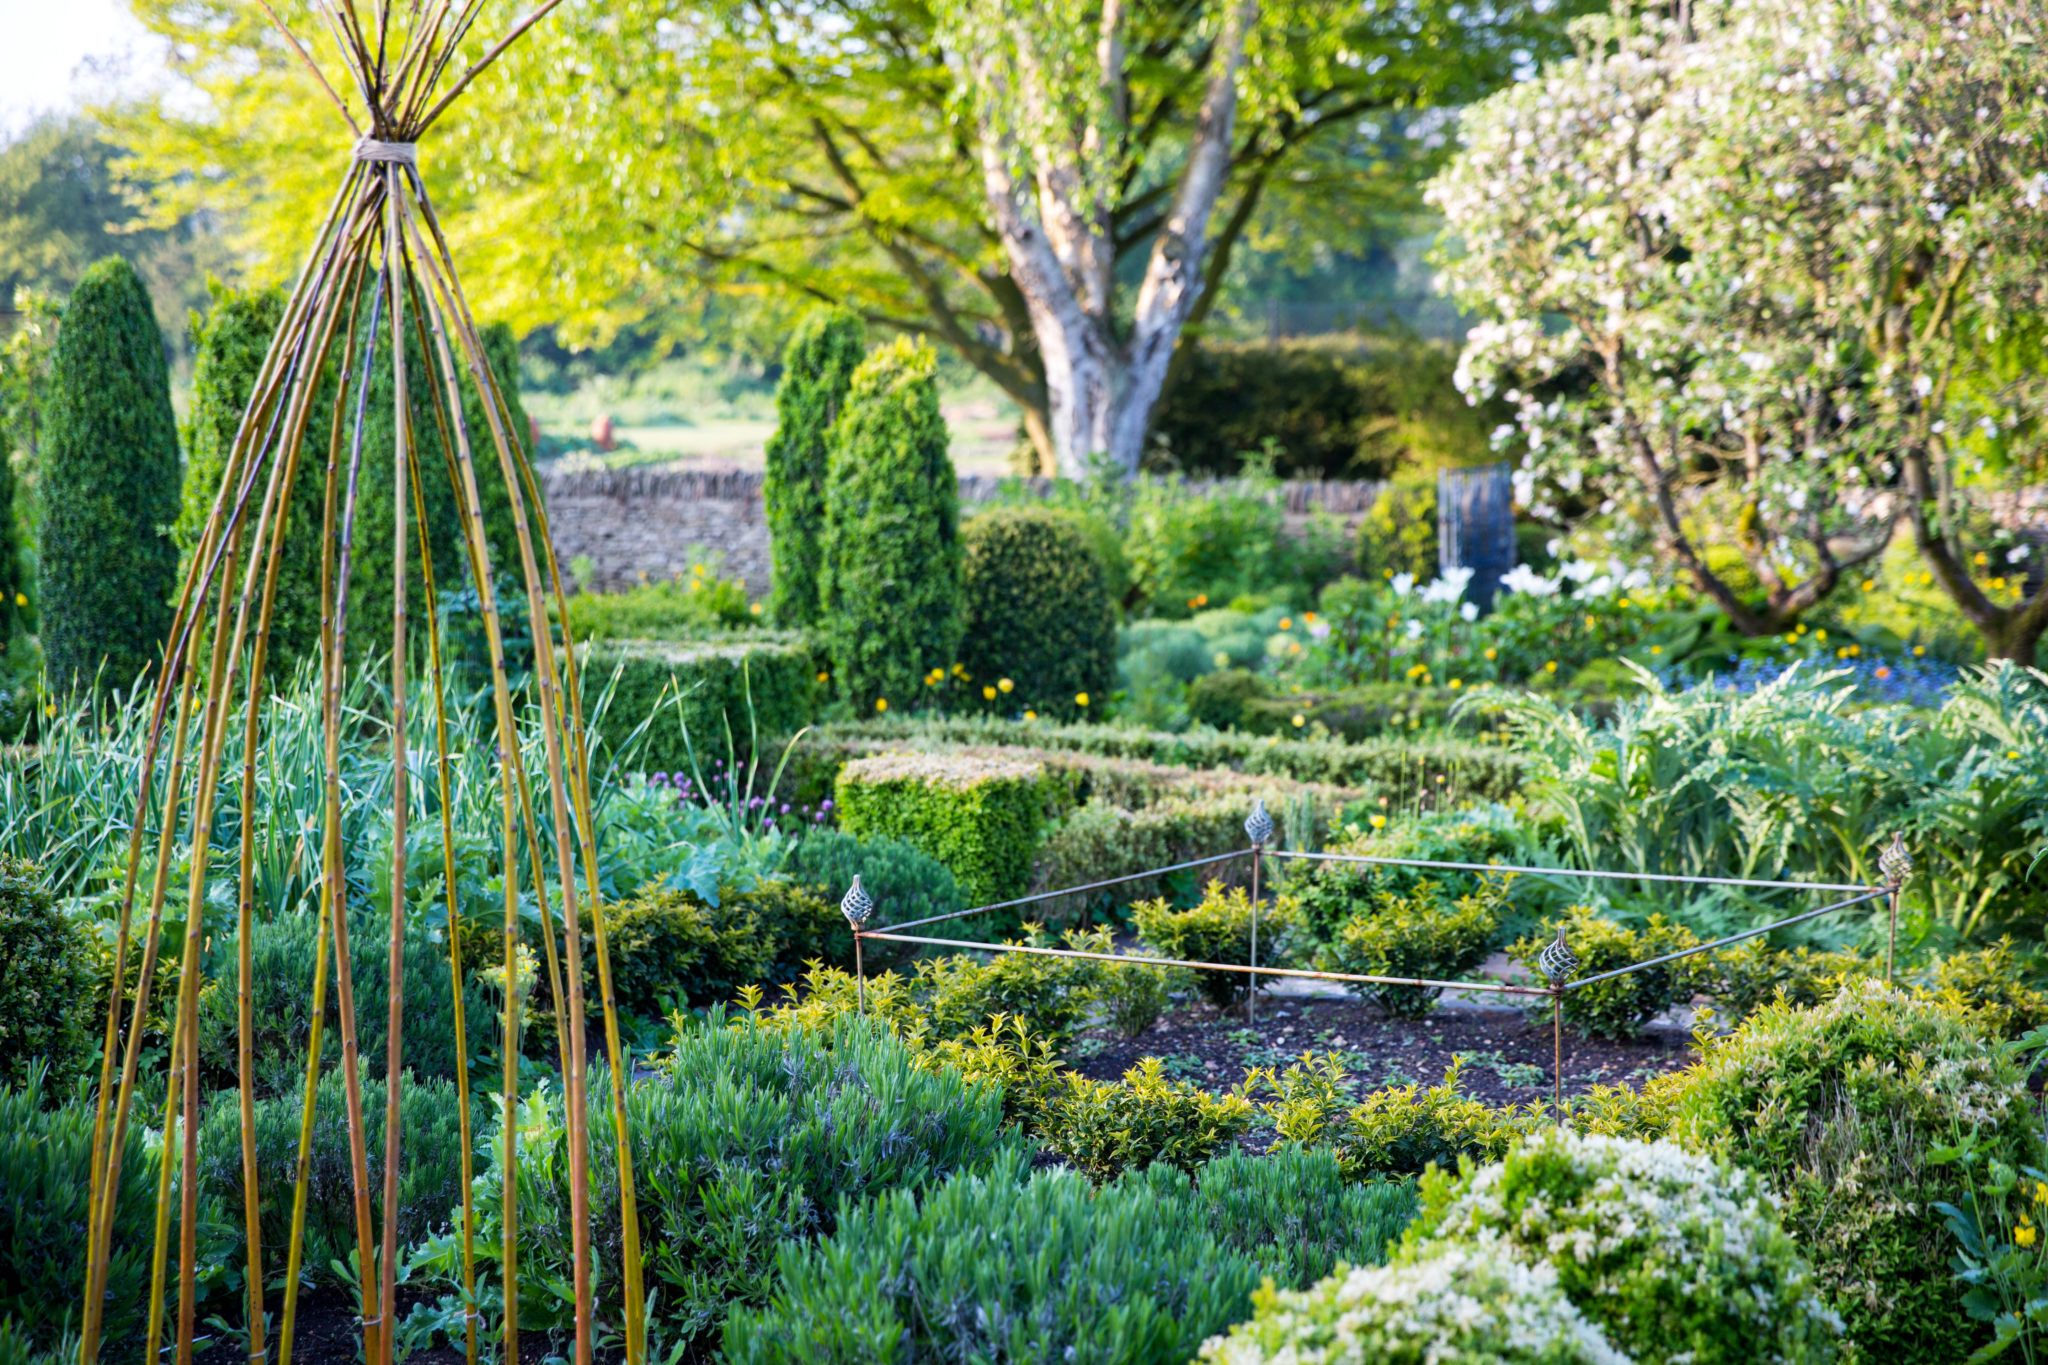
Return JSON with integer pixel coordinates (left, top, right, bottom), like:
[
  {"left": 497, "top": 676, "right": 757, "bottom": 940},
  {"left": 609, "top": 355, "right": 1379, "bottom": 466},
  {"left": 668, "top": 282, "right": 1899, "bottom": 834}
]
[
  {"left": 1982, "top": 612, "right": 2046, "bottom": 665},
  {"left": 1899, "top": 444, "right": 2048, "bottom": 667},
  {"left": 965, "top": 0, "right": 1257, "bottom": 480}
]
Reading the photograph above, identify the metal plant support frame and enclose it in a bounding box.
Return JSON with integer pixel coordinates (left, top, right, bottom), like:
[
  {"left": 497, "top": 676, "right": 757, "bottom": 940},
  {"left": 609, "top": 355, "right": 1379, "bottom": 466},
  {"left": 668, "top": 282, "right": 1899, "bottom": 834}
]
[{"left": 842, "top": 811, "right": 1913, "bottom": 1119}]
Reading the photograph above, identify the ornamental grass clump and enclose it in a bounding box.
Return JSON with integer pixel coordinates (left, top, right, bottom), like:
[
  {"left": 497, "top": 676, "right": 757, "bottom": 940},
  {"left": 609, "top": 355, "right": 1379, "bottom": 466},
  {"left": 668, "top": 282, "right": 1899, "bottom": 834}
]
[
  {"left": 1198, "top": 1243, "right": 1630, "bottom": 1365},
  {"left": 1322, "top": 877, "right": 1505, "bottom": 1018},
  {"left": 1408, "top": 1129, "right": 1840, "bottom": 1364},
  {"left": 1656, "top": 981, "right": 2041, "bottom": 1362}
]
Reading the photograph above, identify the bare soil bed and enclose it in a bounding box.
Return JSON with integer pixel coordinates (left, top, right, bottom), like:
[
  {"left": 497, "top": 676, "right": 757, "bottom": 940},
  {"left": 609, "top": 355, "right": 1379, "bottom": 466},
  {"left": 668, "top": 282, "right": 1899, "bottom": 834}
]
[{"left": 1068, "top": 993, "right": 1697, "bottom": 1108}]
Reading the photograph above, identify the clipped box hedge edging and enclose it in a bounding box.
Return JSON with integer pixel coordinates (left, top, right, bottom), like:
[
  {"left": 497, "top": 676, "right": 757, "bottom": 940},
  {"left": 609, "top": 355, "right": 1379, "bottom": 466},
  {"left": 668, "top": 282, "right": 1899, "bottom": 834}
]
[
  {"left": 835, "top": 751, "right": 1057, "bottom": 909},
  {"left": 784, "top": 716, "right": 1520, "bottom": 809}
]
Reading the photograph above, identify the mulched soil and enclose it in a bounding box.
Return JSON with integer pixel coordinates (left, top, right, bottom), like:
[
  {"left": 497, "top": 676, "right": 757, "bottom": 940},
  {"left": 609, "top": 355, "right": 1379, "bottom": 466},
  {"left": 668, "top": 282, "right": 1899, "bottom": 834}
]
[
  {"left": 1068, "top": 991, "right": 1698, "bottom": 1109},
  {"left": 190, "top": 1287, "right": 466, "bottom": 1365}
]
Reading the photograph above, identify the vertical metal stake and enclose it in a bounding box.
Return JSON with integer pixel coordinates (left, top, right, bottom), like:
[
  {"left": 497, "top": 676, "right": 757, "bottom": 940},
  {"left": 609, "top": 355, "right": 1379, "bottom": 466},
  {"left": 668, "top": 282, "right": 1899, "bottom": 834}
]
[
  {"left": 840, "top": 874, "right": 874, "bottom": 1016},
  {"left": 1885, "top": 889, "right": 1899, "bottom": 985},
  {"left": 1537, "top": 924, "right": 1576, "bottom": 1127},
  {"left": 1879, "top": 832, "right": 1911, "bottom": 986},
  {"left": 1551, "top": 989, "right": 1564, "bottom": 1124},
  {"left": 1247, "top": 845, "right": 1261, "bottom": 1026},
  {"left": 1243, "top": 801, "right": 1273, "bottom": 1028},
  {"left": 853, "top": 933, "right": 866, "bottom": 1015}
]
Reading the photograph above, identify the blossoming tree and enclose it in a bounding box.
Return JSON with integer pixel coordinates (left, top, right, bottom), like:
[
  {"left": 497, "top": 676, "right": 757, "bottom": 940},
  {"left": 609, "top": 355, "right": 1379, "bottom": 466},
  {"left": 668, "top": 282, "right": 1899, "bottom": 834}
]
[{"left": 1431, "top": 0, "right": 2048, "bottom": 660}]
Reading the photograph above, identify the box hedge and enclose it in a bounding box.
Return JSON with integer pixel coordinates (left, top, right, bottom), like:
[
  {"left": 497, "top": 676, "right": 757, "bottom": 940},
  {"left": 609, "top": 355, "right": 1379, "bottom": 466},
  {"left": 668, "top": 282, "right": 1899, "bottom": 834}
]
[
  {"left": 834, "top": 750, "right": 1052, "bottom": 907},
  {"left": 582, "top": 635, "right": 817, "bottom": 775},
  {"left": 1026, "top": 795, "right": 1261, "bottom": 924},
  {"left": 0, "top": 859, "right": 89, "bottom": 1092},
  {"left": 959, "top": 506, "right": 1116, "bottom": 720},
  {"left": 790, "top": 714, "right": 1522, "bottom": 807}
]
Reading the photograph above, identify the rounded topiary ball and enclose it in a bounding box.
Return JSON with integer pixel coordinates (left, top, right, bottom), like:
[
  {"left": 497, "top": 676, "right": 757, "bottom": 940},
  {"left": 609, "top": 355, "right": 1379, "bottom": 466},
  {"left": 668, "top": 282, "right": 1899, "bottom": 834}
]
[{"left": 959, "top": 506, "right": 1115, "bottom": 720}]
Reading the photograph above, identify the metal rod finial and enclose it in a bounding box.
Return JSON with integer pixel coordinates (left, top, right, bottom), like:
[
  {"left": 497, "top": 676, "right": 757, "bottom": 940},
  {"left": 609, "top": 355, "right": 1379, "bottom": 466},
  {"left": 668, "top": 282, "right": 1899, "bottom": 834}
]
[
  {"left": 1879, "top": 832, "right": 1913, "bottom": 889},
  {"left": 1244, "top": 798, "right": 1274, "bottom": 848},
  {"left": 840, "top": 874, "right": 874, "bottom": 928}
]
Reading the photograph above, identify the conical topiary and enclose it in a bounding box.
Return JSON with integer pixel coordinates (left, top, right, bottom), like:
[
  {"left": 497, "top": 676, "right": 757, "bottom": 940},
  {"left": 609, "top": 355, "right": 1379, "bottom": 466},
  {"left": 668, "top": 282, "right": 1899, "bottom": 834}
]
[
  {"left": 764, "top": 308, "right": 864, "bottom": 627},
  {"left": 818, "top": 336, "right": 962, "bottom": 711},
  {"left": 181, "top": 284, "right": 335, "bottom": 663},
  {"left": 180, "top": 289, "right": 531, "bottom": 666},
  {"left": 39, "top": 256, "right": 180, "bottom": 696}
]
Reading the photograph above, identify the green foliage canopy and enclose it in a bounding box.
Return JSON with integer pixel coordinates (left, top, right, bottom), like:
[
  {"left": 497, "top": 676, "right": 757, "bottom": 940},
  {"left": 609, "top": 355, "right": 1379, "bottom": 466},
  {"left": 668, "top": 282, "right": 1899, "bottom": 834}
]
[{"left": 114, "top": 0, "right": 1578, "bottom": 463}]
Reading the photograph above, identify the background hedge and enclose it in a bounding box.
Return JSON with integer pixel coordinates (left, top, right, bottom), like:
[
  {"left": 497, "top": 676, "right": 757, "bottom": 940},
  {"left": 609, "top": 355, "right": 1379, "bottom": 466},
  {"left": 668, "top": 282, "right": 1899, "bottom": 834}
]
[
  {"left": 959, "top": 506, "right": 1116, "bottom": 721},
  {"left": 1149, "top": 334, "right": 1499, "bottom": 479},
  {"left": 817, "top": 337, "right": 962, "bottom": 712},
  {"left": 834, "top": 750, "right": 1050, "bottom": 907},
  {"left": 764, "top": 308, "right": 864, "bottom": 628},
  {"left": 39, "top": 255, "right": 180, "bottom": 694},
  {"left": 785, "top": 715, "right": 1521, "bottom": 808}
]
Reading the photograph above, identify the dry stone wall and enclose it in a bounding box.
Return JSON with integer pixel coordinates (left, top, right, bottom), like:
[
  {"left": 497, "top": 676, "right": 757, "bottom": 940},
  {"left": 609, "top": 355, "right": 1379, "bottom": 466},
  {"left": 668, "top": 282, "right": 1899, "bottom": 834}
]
[
  {"left": 535, "top": 463, "right": 2048, "bottom": 597},
  {"left": 537, "top": 465, "right": 1391, "bottom": 594}
]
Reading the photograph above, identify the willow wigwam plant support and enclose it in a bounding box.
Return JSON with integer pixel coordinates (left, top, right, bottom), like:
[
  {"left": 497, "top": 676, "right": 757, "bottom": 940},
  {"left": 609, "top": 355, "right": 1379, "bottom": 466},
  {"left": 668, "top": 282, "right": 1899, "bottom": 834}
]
[{"left": 74, "top": 2, "right": 644, "bottom": 1362}]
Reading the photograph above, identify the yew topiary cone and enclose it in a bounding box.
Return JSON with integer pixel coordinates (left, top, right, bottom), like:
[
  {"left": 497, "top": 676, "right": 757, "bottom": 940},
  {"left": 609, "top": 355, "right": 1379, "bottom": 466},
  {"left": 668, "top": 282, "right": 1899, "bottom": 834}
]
[{"left": 40, "top": 256, "right": 180, "bottom": 695}]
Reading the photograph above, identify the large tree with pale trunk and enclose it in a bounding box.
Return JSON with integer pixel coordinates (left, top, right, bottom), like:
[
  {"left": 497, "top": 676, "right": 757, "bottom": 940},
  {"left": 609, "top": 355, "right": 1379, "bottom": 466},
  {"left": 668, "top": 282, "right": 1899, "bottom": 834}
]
[
  {"left": 115, "top": 0, "right": 1573, "bottom": 476},
  {"left": 945, "top": 0, "right": 1258, "bottom": 475}
]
